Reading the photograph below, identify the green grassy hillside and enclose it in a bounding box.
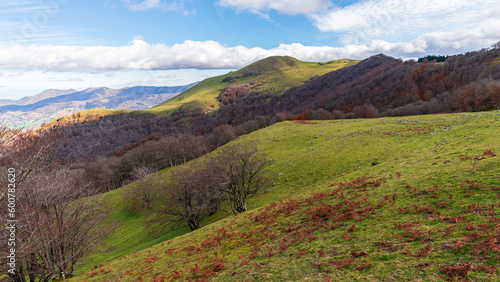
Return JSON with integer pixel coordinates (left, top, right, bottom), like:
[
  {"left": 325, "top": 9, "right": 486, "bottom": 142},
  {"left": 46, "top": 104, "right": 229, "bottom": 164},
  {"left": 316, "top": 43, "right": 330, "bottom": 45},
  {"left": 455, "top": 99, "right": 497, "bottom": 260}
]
[
  {"left": 46, "top": 56, "right": 356, "bottom": 125},
  {"left": 70, "top": 110, "right": 500, "bottom": 281},
  {"left": 45, "top": 108, "right": 134, "bottom": 127},
  {"left": 147, "top": 56, "right": 357, "bottom": 113}
]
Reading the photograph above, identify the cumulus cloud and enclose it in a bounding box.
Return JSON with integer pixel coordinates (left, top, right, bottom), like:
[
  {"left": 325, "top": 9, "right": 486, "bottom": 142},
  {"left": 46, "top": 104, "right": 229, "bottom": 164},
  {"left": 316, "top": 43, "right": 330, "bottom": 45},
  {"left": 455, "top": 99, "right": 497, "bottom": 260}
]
[
  {"left": 310, "top": 0, "right": 500, "bottom": 44},
  {"left": 217, "top": 0, "right": 333, "bottom": 15},
  {"left": 0, "top": 27, "right": 498, "bottom": 73},
  {"left": 218, "top": 0, "right": 499, "bottom": 46}
]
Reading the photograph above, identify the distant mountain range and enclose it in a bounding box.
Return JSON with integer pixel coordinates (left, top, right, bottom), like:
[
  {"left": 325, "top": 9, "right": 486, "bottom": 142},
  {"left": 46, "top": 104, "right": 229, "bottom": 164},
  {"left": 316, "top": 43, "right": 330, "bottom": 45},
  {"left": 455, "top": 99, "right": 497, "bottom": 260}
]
[{"left": 0, "top": 84, "right": 196, "bottom": 127}]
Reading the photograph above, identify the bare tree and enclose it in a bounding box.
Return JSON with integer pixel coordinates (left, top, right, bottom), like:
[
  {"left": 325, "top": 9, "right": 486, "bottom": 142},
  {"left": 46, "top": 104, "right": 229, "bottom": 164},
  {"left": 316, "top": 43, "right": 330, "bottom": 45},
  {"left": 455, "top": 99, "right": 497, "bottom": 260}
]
[
  {"left": 209, "top": 125, "right": 236, "bottom": 147},
  {"left": 1, "top": 168, "right": 112, "bottom": 281},
  {"left": 157, "top": 162, "right": 224, "bottom": 231},
  {"left": 156, "top": 134, "right": 209, "bottom": 169},
  {"left": 0, "top": 127, "right": 60, "bottom": 201},
  {"left": 84, "top": 156, "right": 123, "bottom": 193},
  {"left": 125, "top": 166, "right": 163, "bottom": 212},
  {"left": 211, "top": 142, "right": 272, "bottom": 214},
  {"left": 353, "top": 103, "right": 379, "bottom": 119}
]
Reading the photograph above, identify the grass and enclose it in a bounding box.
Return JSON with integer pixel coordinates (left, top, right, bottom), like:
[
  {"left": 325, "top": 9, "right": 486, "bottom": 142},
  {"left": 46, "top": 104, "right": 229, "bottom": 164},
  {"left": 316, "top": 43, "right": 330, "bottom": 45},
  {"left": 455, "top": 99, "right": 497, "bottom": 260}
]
[
  {"left": 70, "top": 110, "right": 500, "bottom": 281},
  {"left": 147, "top": 56, "right": 358, "bottom": 114},
  {"left": 44, "top": 108, "right": 135, "bottom": 127},
  {"left": 43, "top": 56, "right": 356, "bottom": 126}
]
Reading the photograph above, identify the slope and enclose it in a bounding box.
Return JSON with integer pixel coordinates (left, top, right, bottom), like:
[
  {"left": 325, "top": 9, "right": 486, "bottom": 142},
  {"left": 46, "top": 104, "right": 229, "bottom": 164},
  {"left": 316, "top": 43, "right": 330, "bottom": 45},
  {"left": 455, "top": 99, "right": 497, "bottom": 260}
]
[
  {"left": 71, "top": 110, "right": 500, "bottom": 281},
  {"left": 212, "top": 48, "right": 500, "bottom": 125},
  {"left": 1, "top": 84, "right": 194, "bottom": 128},
  {"left": 148, "top": 56, "right": 357, "bottom": 113}
]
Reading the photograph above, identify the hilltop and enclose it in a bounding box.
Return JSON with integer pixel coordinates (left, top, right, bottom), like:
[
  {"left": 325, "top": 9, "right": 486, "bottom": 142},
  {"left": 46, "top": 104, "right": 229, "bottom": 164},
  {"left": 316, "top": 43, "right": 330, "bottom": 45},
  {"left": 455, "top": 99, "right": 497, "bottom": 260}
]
[
  {"left": 3, "top": 47, "right": 500, "bottom": 281},
  {"left": 70, "top": 110, "right": 500, "bottom": 281},
  {"left": 148, "top": 56, "right": 357, "bottom": 113}
]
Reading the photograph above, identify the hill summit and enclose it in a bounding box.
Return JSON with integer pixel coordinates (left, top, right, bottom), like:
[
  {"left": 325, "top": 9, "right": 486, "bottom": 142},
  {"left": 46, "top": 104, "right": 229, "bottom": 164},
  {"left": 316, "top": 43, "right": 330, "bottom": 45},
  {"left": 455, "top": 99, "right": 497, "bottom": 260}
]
[{"left": 149, "top": 56, "right": 357, "bottom": 113}]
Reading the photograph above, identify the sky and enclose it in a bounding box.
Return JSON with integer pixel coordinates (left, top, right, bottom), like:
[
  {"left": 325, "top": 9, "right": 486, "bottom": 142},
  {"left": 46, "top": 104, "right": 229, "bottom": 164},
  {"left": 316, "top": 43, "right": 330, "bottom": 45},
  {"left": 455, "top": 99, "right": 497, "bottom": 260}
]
[{"left": 0, "top": 0, "right": 499, "bottom": 100}]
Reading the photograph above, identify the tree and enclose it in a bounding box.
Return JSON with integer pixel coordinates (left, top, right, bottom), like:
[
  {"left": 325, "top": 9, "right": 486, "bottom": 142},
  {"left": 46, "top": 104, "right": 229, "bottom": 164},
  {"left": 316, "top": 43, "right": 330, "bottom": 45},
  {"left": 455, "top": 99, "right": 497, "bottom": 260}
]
[
  {"left": 157, "top": 163, "right": 224, "bottom": 231},
  {"left": 211, "top": 142, "right": 272, "bottom": 214},
  {"left": 1, "top": 168, "right": 112, "bottom": 281},
  {"left": 156, "top": 134, "right": 209, "bottom": 169},
  {"left": 125, "top": 166, "right": 163, "bottom": 212},
  {"left": 0, "top": 127, "right": 60, "bottom": 201},
  {"left": 209, "top": 125, "right": 236, "bottom": 147},
  {"left": 353, "top": 104, "right": 379, "bottom": 119},
  {"left": 84, "top": 155, "right": 123, "bottom": 193}
]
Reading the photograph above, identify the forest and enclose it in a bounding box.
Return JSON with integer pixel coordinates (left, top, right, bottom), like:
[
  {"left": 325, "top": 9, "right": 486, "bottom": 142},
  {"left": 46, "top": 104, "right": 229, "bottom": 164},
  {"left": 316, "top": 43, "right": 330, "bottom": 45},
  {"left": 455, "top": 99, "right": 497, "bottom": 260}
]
[
  {"left": 1, "top": 44, "right": 499, "bottom": 280},
  {"left": 4, "top": 45, "right": 500, "bottom": 198}
]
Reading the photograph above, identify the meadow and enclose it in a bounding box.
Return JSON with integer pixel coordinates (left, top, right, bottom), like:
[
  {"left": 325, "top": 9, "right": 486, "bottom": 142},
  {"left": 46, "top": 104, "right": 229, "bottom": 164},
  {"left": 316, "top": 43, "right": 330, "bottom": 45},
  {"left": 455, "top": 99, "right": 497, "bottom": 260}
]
[{"left": 71, "top": 110, "right": 500, "bottom": 281}]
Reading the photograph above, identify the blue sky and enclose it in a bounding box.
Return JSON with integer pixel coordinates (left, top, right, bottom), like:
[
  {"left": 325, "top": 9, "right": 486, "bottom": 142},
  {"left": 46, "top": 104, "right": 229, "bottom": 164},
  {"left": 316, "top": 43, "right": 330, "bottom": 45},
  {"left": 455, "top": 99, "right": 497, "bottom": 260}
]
[{"left": 0, "top": 0, "right": 499, "bottom": 100}]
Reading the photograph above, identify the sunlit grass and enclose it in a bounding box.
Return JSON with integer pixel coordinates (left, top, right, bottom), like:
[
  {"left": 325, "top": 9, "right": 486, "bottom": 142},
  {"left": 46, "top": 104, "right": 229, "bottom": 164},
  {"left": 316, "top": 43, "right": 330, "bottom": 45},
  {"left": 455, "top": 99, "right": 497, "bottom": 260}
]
[{"left": 71, "top": 110, "right": 500, "bottom": 281}]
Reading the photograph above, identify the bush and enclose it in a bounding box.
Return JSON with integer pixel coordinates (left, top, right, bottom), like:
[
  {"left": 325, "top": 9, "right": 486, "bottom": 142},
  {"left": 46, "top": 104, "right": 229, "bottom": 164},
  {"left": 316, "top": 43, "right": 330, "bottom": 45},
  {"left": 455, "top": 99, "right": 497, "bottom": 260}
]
[{"left": 353, "top": 104, "right": 379, "bottom": 119}]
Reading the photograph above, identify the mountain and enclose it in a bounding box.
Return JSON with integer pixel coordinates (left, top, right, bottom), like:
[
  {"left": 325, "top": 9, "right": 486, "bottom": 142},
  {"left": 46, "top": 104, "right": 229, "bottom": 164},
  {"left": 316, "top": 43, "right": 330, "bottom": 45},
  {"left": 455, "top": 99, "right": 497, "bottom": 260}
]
[
  {"left": 213, "top": 49, "right": 500, "bottom": 125},
  {"left": 15, "top": 89, "right": 78, "bottom": 105},
  {"left": 148, "top": 56, "right": 358, "bottom": 113},
  {"left": 0, "top": 99, "right": 16, "bottom": 107},
  {"left": 0, "top": 84, "right": 196, "bottom": 128},
  {"left": 41, "top": 49, "right": 500, "bottom": 166},
  {"left": 7, "top": 49, "right": 500, "bottom": 281},
  {"left": 70, "top": 110, "right": 500, "bottom": 281}
]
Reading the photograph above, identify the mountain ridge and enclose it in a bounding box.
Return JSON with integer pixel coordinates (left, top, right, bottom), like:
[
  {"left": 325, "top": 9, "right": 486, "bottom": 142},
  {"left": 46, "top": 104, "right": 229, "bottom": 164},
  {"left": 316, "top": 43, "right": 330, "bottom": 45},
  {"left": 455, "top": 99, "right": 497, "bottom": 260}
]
[
  {"left": 149, "top": 56, "right": 358, "bottom": 113},
  {"left": 0, "top": 84, "right": 196, "bottom": 127}
]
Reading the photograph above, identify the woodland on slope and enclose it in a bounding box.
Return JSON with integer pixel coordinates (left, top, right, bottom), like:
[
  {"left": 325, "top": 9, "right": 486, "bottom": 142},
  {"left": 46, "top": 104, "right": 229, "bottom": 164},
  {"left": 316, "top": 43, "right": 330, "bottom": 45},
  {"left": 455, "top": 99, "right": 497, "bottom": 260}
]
[
  {"left": 1, "top": 43, "right": 500, "bottom": 281},
  {"left": 13, "top": 44, "right": 500, "bottom": 194}
]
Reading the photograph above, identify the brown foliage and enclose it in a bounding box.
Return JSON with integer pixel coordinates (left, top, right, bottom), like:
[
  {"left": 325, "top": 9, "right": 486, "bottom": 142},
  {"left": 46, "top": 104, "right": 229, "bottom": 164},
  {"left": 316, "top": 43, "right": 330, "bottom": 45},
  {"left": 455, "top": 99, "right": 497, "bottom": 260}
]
[
  {"left": 440, "top": 262, "right": 472, "bottom": 281},
  {"left": 351, "top": 251, "right": 369, "bottom": 258}
]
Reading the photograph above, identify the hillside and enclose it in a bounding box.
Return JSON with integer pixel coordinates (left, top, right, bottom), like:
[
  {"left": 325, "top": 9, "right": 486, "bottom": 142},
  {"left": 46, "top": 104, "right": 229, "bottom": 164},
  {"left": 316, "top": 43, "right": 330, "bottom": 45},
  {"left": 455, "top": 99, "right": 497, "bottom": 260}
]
[
  {"left": 148, "top": 56, "right": 358, "bottom": 113},
  {"left": 38, "top": 56, "right": 358, "bottom": 164},
  {"left": 70, "top": 110, "right": 500, "bottom": 281},
  {"left": 0, "top": 84, "right": 195, "bottom": 128},
  {"left": 41, "top": 48, "right": 500, "bottom": 165},
  {"left": 214, "top": 48, "right": 500, "bottom": 125}
]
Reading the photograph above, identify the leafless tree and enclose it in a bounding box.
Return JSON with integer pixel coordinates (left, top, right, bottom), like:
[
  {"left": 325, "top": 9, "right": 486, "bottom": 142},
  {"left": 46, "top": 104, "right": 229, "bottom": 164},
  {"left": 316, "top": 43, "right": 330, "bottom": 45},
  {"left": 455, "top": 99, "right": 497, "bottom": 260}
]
[
  {"left": 353, "top": 103, "right": 379, "bottom": 119},
  {"left": 156, "top": 162, "right": 224, "bottom": 231},
  {"left": 209, "top": 125, "right": 236, "bottom": 147},
  {"left": 211, "top": 141, "right": 272, "bottom": 214},
  {"left": 156, "top": 134, "right": 209, "bottom": 169},
  {"left": 0, "top": 127, "right": 60, "bottom": 201},
  {"left": 84, "top": 155, "right": 123, "bottom": 193},
  {"left": 125, "top": 166, "right": 163, "bottom": 212},
  {"left": 1, "top": 168, "right": 112, "bottom": 281}
]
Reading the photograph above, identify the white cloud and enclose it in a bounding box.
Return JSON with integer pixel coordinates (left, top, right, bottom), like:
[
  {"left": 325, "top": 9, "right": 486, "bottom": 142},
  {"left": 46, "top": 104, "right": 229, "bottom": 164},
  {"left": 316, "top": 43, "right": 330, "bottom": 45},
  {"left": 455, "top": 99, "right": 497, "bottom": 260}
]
[
  {"left": 127, "top": 0, "right": 162, "bottom": 11},
  {"left": 218, "top": 0, "right": 499, "bottom": 46},
  {"left": 310, "top": 0, "right": 500, "bottom": 44},
  {"left": 124, "top": 0, "right": 195, "bottom": 14},
  {"left": 217, "top": 0, "right": 333, "bottom": 15},
  {"left": 2, "top": 32, "right": 500, "bottom": 73},
  {"left": 0, "top": 25, "right": 498, "bottom": 75}
]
